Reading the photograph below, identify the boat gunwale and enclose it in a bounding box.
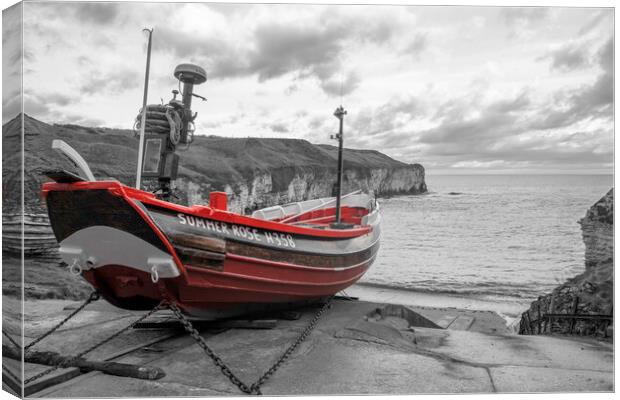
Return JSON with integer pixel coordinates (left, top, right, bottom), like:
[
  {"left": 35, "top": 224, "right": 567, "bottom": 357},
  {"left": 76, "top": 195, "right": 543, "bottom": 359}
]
[{"left": 42, "top": 180, "right": 378, "bottom": 239}]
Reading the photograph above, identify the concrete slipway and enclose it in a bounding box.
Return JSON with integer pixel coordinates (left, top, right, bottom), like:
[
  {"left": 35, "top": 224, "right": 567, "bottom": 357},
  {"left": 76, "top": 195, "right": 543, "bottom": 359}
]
[{"left": 5, "top": 286, "right": 613, "bottom": 397}]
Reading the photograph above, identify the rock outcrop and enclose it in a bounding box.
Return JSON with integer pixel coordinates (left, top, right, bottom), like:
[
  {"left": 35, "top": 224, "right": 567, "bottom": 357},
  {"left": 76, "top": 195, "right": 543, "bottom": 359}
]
[{"left": 519, "top": 189, "right": 613, "bottom": 337}]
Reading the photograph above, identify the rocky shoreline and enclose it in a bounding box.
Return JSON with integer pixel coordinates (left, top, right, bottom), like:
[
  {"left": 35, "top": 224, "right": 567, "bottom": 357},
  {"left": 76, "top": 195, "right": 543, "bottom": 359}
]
[{"left": 519, "top": 189, "right": 613, "bottom": 337}]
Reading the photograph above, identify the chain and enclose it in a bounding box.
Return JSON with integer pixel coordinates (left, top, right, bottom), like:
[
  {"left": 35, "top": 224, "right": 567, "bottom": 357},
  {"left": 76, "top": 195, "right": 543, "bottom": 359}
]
[
  {"left": 166, "top": 302, "right": 254, "bottom": 394},
  {"left": 3, "top": 329, "right": 21, "bottom": 350},
  {"left": 24, "top": 302, "right": 164, "bottom": 385},
  {"left": 248, "top": 297, "right": 332, "bottom": 394},
  {"left": 25, "top": 291, "right": 100, "bottom": 353},
  {"left": 2, "top": 364, "right": 20, "bottom": 384},
  {"left": 21, "top": 282, "right": 333, "bottom": 393},
  {"left": 166, "top": 296, "right": 333, "bottom": 396}
]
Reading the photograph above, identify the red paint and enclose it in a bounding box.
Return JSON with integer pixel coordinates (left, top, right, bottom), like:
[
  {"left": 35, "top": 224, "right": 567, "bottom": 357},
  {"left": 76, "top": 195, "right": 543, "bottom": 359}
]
[
  {"left": 42, "top": 180, "right": 372, "bottom": 238},
  {"left": 82, "top": 255, "right": 372, "bottom": 314},
  {"left": 209, "top": 191, "right": 228, "bottom": 211}
]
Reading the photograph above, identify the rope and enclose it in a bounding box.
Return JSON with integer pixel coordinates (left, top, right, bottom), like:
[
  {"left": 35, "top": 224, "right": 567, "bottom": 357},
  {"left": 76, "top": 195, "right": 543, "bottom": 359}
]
[{"left": 134, "top": 104, "right": 182, "bottom": 144}]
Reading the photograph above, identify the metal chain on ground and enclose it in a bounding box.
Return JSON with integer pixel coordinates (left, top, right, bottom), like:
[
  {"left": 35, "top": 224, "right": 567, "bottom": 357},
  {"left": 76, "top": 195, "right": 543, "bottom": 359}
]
[
  {"left": 24, "top": 301, "right": 164, "bottom": 385},
  {"left": 2, "top": 364, "right": 21, "bottom": 384},
  {"left": 165, "top": 301, "right": 254, "bottom": 394},
  {"left": 248, "top": 297, "right": 333, "bottom": 395},
  {"left": 166, "top": 297, "right": 333, "bottom": 396},
  {"left": 3, "top": 329, "right": 21, "bottom": 350},
  {"left": 25, "top": 291, "right": 100, "bottom": 353}
]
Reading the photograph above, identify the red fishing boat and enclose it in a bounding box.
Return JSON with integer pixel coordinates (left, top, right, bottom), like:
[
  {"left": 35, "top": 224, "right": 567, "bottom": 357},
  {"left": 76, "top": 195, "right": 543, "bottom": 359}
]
[
  {"left": 42, "top": 60, "right": 380, "bottom": 318},
  {"left": 42, "top": 181, "right": 379, "bottom": 318}
]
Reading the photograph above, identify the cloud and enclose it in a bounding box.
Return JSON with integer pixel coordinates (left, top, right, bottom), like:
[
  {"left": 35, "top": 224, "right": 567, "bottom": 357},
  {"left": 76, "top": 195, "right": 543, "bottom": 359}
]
[
  {"left": 72, "top": 3, "right": 121, "bottom": 25},
  {"left": 30, "top": 2, "right": 122, "bottom": 26},
  {"left": 346, "top": 77, "right": 611, "bottom": 169},
  {"left": 80, "top": 69, "right": 141, "bottom": 95},
  {"left": 61, "top": 114, "right": 106, "bottom": 127},
  {"left": 46, "top": 93, "right": 75, "bottom": 107},
  {"left": 154, "top": 26, "right": 228, "bottom": 62},
  {"left": 3, "top": 4, "right": 22, "bottom": 123},
  {"left": 417, "top": 93, "right": 528, "bottom": 148},
  {"left": 531, "top": 38, "right": 613, "bottom": 131},
  {"left": 3, "top": 96, "right": 21, "bottom": 123},
  {"left": 319, "top": 71, "right": 361, "bottom": 97},
  {"left": 502, "top": 7, "right": 550, "bottom": 38},
  {"left": 2, "top": 4, "right": 21, "bottom": 46},
  {"left": 24, "top": 94, "right": 51, "bottom": 117},
  {"left": 154, "top": 9, "right": 410, "bottom": 97},
  {"left": 502, "top": 7, "right": 549, "bottom": 25},
  {"left": 488, "top": 92, "right": 531, "bottom": 113},
  {"left": 12, "top": 4, "right": 612, "bottom": 173},
  {"left": 598, "top": 36, "right": 613, "bottom": 73},
  {"left": 251, "top": 23, "right": 344, "bottom": 82},
  {"left": 20, "top": 92, "right": 77, "bottom": 123},
  {"left": 308, "top": 116, "right": 326, "bottom": 130},
  {"left": 362, "top": 69, "right": 612, "bottom": 168},
  {"left": 544, "top": 43, "right": 591, "bottom": 72},
  {"left": 403, "top": 33, "right": 427, "bottom": 58},
  {"left": 578, "top": 10, "right": 611, "bottom": 35},
  {"left": 268, "top": 122, "right": 289, "bottom": 133},
  {"left": 23, "top": 91, "right": 107, "bottom": 127},
  {"left": 349, "top": 95, "right": 424, "bottom": 143}
]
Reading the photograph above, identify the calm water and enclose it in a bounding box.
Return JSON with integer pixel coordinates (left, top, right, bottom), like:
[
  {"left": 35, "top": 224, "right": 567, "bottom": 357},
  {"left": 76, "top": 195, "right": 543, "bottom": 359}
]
[{"left": 360, "top": 175, "right": 613, "bottom": 316}]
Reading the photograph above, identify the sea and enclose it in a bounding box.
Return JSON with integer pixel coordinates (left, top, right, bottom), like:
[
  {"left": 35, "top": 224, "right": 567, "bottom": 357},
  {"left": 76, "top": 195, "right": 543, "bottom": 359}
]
[{"left": 358, "top": 174, "right": 613, "bottom": 322}]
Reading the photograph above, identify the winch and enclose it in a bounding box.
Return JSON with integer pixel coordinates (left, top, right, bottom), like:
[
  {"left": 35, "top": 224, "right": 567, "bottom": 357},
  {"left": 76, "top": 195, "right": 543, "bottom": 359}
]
[{"left": 134, "top": 61, "right": 207, "bottom": 200}]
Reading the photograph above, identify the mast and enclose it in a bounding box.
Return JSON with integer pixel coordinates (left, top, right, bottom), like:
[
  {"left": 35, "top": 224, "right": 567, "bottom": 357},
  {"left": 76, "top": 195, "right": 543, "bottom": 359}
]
[
  {"left": 135, "top": 28, "right": 153, "bottom": 189},
  {"left": 333, "top": 105, "right": 347, "bottom": 225}
]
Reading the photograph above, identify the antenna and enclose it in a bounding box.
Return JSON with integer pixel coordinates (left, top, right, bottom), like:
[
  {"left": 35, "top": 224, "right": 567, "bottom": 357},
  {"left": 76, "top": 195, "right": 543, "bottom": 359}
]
[
  {"left": 135, "top": 27, "right": 153, "bottom": 189},
  {"left": 331, "top": 105, "right": 349, "bottom": 229},
  {"left": 174, "top": 63, "right": 207, "bottom": 144},
  {"left": 339, "top": 69, "right": 344, "bottom": 106}
]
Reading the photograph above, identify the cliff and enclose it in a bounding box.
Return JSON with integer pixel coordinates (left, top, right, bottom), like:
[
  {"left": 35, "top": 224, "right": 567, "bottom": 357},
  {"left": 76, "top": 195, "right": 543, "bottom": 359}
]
[
  {"left": 519, "top": 189, "right": 613, "bottom": 337},
  {"left": 171, "top": 137, "right": 426, "bottom": 213},
  {"left": 2, "top": 114, "right": 426, "bottom": 256}
]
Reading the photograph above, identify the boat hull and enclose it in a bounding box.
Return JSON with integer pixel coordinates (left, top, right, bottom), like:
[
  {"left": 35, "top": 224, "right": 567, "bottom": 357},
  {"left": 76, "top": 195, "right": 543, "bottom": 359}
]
[{"left": 43, "top": 181, "right": 380, "bottom": 318}]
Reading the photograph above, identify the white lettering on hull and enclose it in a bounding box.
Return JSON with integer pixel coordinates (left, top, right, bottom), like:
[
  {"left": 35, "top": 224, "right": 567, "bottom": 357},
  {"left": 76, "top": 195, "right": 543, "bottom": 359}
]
[{"left": 177, "top": 213, "right": 295, "bottom": 248}]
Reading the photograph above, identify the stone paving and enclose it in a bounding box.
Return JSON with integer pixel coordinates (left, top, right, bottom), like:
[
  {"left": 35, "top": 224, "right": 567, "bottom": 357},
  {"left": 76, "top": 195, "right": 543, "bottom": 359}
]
[{"left": 20, "top": 295, "right": 612, "bottom": 397}]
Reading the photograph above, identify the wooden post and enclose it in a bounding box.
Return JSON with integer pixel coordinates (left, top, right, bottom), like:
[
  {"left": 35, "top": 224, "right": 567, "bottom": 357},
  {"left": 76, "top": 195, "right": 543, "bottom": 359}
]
[{"left": 3, "top": 345, "right": 165, "bottom": 381}]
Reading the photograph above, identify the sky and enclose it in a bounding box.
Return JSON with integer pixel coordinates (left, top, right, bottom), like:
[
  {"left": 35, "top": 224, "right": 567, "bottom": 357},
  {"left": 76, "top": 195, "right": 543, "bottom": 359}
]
[{"left": 2, "top": 2, "right": 614, "bottom": 174}]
